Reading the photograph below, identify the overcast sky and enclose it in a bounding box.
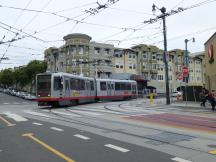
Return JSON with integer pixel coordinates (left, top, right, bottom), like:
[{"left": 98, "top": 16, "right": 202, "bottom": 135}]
[{"left": 0, "top": 0, "right": 215, "bottom": 69}]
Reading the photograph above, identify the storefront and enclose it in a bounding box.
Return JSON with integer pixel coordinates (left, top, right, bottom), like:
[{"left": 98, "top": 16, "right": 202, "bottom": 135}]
[{"left": 204, "top": 32, "right": 216, "bottom": 91}]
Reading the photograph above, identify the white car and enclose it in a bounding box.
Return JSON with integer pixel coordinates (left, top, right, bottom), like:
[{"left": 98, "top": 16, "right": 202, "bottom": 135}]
[
  {"left": 171, "top": 91, "right": 182, "bottom": 97},
  {"left": 24, "top": 94, "right": 37, "bottom": 100}
]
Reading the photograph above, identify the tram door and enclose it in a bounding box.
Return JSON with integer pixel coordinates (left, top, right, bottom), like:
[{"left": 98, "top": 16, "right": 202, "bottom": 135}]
[
  {"left": 107, "top": 81, "right": 114, "bottom": 97},
  {"left": 86, "top": 80, "right": 91, "bottom": 97},
  {"left": 65, "top": 78, "right": 70, "bottom": 98}
]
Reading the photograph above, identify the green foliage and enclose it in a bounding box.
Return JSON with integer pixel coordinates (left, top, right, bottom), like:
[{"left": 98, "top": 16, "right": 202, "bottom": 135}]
[
  {"left": 0, "top": 60, "right": 47, "bottom": 90},
  {"left": 0, "top": 69, "right": 14, "bottom": 88}
]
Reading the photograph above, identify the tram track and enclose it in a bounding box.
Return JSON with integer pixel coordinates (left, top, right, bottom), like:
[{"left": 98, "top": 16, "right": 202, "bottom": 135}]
[{"left": 27, "top": 106, "right": 215, "bottom": 155}]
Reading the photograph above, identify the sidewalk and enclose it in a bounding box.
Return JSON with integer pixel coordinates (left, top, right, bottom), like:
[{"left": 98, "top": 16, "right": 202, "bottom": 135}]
[{"left": 171, "top": 100, "right": 212, "bottom": 109}]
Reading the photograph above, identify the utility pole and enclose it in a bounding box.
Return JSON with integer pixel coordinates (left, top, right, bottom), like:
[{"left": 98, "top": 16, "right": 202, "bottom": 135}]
[
  {"left": 144, "top": 5, "right": 185, "bottom": 104},
  {"left": 152, "top": 4, "right": 170, "bottom": 104}
]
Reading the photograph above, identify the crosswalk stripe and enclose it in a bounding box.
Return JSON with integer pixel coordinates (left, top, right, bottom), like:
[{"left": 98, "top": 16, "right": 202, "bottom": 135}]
[
  {"left": 24, "top": 110, "right": 51, "bottom": 118},
  {"left": 3, "top": 112, "right": 28, "bottom": 122}
]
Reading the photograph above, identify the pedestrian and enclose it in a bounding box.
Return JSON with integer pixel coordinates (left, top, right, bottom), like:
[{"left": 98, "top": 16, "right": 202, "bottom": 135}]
[
  {"left": 207, "top": 90, "right": 215, "bottom": 111},
  {"left": 199, "top": 91, "right": 206, "bottom": 107}
]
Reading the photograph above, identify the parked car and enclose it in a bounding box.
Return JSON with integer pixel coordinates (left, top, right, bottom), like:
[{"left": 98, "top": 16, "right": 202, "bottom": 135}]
[
  {"left": 24, "top": 94, "right": 37, "bottom": 100},
  {"left": 171, "top": 91, "right": 182, "bottom": 97}
]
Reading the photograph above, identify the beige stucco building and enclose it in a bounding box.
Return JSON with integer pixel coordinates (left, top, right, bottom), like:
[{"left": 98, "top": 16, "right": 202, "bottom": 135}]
[
  {"left": 45, "top": 33, "right": 205, "bottom": 94},
  {"left": 204, "top": 32, "right": 216, "bottom": 91}
]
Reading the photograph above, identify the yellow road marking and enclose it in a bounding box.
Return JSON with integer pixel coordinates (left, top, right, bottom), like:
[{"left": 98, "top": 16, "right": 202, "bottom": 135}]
[
  {"left": 22, "top": 133, "right": 75, "bottom": 162},
  {"left": 209, "top": 150, "right": 216, "bottom": 155},
  {"left": 0, "top": 115, "right": 15, "bottom": 127}
]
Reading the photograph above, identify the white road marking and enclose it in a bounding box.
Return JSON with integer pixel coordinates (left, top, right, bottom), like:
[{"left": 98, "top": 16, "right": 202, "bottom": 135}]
[
  {"left": 74, "top": 134, "right": 90, "bottom": 140},
  {"left": 104, "top": 144, "right": 130, "bottom": 153},
  {"left": 69, "top": 110, "right": 103, "bottom": 116},
  {"left": 3, "top": 112, "right": 28, "bottom": 122},
  {"left": 32, "top": 122, "right": 43, "bottom": 126},
  {"left": 171, "top": 157, "right": 192, "bottom": 162},
  {"left": 24, "top": 110, "right": 50, "bottom": 118},
  {"left": 13, "top": 102, "right": 19, "bottom": 104},
  {"left": 50, "top": 127, "right": 63, "bottom": 132},
  {"left": 3, "top": 103, "right": 9, "bottom": 104}
]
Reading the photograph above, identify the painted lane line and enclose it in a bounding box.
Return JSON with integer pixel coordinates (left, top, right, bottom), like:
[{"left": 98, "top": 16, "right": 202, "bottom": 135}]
[
  {"left": 0, "top": 115, "right": 15, "bottom": 127},
  {"left": 209, "top": 149, "right": 216, "bottom": 155},
  {"left": 104, "top": 144, "right": 130, "bottom": 153},
  {"left": 171, "top": 157, "right": 192, "bottom": 162},
  {"left": 3, "top": 103, "right": 9, "bottom": 104},
  {"left": 22, "top": 133, "right": 75, "bottom": 162},
  {"left": 32, "top": 122, "right": 43, "bottom": 126},
  {"left": 50, "top": 127, "right": 63, "bottom": 132},
  {"left": 74, "top": 134, "right": 90, "bottom": 140},
  {"left": 3, "top": 112, "right": 28, "bottom": 122}
]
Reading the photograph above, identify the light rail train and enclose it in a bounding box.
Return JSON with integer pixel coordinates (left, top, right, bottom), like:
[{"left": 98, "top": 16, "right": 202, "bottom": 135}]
[{"left": 36, "top": 72, "right": 137, "bottom": 107}]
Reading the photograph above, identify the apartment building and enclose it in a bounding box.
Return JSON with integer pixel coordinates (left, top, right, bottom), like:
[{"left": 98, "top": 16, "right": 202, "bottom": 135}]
[{"left": 45, "top": 33, "right": 205, "bottom": 93}]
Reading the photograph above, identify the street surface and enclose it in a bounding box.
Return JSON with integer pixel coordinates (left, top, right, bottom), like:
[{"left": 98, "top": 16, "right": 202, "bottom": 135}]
[{"left": 1, "top": 92, "right": 216, "bottom": 162}]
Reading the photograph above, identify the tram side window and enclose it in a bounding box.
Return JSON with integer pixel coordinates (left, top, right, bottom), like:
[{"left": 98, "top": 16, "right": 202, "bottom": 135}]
[
  {"left": 115, "top": 82, "right": 120, "bottom": 90},
  {"left": 100, "top": 82, "right": 107, "bottom": 91},
  {"left": 127, "top": 83, "right": 131, "bottom": 90},
  {"left": 90, "top": 81, "right": 94, "bottom": 90},
  {"left": 54, "top": 77, "right": 62, "bottom": 90},
  {"left": 70, "top": 78, "right": 77, "bottom": 90},
  {"left": 120, "top": 83, "right": 126, "bottom": 90},
  {"left": 79, "top": 79, "right": 85, "bottom": 90}
]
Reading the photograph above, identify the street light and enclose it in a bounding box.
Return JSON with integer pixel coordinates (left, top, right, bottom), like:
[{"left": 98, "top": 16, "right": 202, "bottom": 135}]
[
  {"left": 152, "top": 4, "right": 170, "bottom": 105},
  {"left": 184, "top": 37, "right": 195, "bottom": 103},
  {"left": 185, "top": 37, "right": 195, "bottom": 69}
]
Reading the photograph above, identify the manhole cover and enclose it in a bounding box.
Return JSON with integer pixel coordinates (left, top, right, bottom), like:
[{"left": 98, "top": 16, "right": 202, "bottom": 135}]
[{"left": 208, "top": 144, "right": 216, "bottom": 148}]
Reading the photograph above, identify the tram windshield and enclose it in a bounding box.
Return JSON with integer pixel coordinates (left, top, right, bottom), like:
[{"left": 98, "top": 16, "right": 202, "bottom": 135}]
[{"left": 37, "top": 74, "right": 51, "bottom": 95}]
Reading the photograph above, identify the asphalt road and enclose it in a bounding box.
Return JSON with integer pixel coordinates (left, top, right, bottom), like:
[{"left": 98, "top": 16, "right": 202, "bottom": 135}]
[
  {"left": 1, "top": 92, "right": 216, "bottom": 162},
  {"left": 0, "top": 118, "right": 175, "bottom": 162}
]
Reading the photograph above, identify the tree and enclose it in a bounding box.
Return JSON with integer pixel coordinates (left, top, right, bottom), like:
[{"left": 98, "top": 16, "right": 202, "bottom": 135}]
[
  {"left": 26, "top": 60, "right": 47, "bottom": 92},
  {"left": 13, "top": 68, "right": 29, "bottom": 90},
  {"left": 0, "top": 69, "right": 14, "bottom": 88}
]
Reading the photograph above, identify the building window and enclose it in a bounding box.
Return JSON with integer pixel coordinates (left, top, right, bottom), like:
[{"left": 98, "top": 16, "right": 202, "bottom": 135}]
[
  {"left": 78, "top": 46, "right": 84, "bottom": 54},
  {"left": 116, "top": 65, "right": 119, "bottom": 68},
  {"left": 133, "top": 64, "right": 136, "bottom": 69},
  {"left": 152, "top": 64, "right": 156, "bottom": 70},
  {"left": 95, "top": 48, "right": 100, "bottom": 54},
  {"left": 120, "top": 65, "right": 123, "bottom": 69},
  {"left": 158, "top": 75, "right": 164, "bottom": 81},
  {"left": 128, "top": 54, "right": 132, "bottom": 58},
  {"left": 71, "top": 46, "right": 76, "bottom": 54},
  {"left": 151, "top": 74, "right": 157, "bottom": 80},
  {"left": 129, "top": 64, "right": 132, "bottom": 69},
  {"left": 152, "top": 54, "right": 156, "bottom": 60},
  {"left": 105, "top": 49, "right": 110, "bottom": 55},
  {"left": 143, "top": 53, "right": 147, "bottom": 59}
]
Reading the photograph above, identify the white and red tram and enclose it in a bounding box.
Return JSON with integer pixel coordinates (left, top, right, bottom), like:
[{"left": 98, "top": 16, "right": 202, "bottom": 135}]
[{"left": 36, "top": 72, "right": 137, "bottom": 107}]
